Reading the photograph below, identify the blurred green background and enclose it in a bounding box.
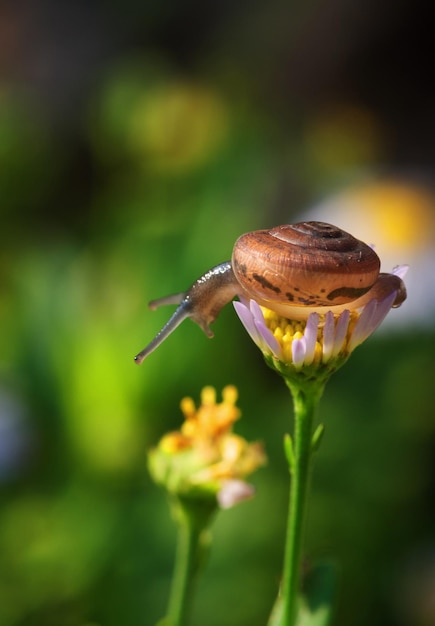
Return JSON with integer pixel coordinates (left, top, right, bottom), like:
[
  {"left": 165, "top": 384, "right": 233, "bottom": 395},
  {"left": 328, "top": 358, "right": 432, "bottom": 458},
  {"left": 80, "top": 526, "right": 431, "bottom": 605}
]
[{"left": 1, "top": 1, "right": 435, "bottom": 625}]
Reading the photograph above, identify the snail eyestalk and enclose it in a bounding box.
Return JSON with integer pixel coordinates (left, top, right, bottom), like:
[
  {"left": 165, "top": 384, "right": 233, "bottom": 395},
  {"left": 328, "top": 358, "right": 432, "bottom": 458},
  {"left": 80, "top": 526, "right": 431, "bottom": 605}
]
[
  {"left": 134, "top": 299, "right": 191, "bottom": 364},
  {"left": 149, "top": 293, "right": 185, "bottom": 310},
  {"left": 134, "top": 261, "right": 239, "bottom": 364}
]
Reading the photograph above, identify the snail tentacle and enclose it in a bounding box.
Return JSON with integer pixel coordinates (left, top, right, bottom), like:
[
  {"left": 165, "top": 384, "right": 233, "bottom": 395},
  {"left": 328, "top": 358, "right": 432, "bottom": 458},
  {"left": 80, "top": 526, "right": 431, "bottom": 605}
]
[
  {"left": 134, "top": 261, "right": 239, "bottom": 364},
  {"left": 149, "top": 293, "right": 185, "bottom": 310},
  {"left": 134, "top": 301, "right": 191, "bottom": 364}
]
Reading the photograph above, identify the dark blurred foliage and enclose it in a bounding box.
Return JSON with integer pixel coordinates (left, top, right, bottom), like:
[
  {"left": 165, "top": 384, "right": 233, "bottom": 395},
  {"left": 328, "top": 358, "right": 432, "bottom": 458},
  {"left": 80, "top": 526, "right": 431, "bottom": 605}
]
[{"left": 1, "top": 1, "right": 435, "bottom": 625}]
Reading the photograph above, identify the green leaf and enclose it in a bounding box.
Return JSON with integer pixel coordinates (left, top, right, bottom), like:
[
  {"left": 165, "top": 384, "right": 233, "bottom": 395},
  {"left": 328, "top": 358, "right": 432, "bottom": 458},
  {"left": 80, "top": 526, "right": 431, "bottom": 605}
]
[
  {"left": 267, "top": 593, "right": 283, "bottom": 626},
  {"left": 311, "top": 424, "right": 325, "bottom": 453},
  {"left": 267, "top": 561, "right": 337, "bottom": 626},
  {"left": 297, "top": 561, "right": 338, "bottom": 626},
  {"left": 284, "top": 434, "right": 295, "bottom": 473}
]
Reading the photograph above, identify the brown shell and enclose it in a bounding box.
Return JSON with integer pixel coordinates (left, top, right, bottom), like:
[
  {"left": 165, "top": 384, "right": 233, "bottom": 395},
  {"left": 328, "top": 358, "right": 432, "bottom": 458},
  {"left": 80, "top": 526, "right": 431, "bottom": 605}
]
[{"left": 231, "top": 221, "right": 381, "bottom": 307}]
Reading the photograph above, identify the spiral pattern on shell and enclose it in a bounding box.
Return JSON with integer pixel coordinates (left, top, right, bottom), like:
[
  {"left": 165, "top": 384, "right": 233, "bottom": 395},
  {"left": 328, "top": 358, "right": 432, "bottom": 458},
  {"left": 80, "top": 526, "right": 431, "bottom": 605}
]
[{"left": 232, "top": 221, "right": 381, "bottom": 307}]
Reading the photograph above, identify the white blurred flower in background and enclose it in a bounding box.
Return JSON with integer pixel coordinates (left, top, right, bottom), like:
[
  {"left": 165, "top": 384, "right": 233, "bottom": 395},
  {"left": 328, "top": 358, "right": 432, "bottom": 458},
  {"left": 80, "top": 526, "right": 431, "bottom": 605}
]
[{"left": 301, "top": 179, "right": 435, "bottom": 328}]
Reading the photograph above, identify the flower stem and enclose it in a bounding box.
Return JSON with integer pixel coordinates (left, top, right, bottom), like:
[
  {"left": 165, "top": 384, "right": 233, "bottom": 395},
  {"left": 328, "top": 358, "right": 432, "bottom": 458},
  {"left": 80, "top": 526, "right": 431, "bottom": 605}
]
[
  {"left": 280, "top": 382, "right": 324, "bottom": 626},
  {"left": 165, "top": 499, "right": 213, "bottom": 626}
]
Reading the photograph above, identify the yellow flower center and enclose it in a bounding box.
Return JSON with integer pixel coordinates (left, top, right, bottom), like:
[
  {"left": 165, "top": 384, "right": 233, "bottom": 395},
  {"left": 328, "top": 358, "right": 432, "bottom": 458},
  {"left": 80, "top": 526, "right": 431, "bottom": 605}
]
[
  {"left": 261, "top": 306, "right": 359, "bottom": 363},
  {"left": 180, "top": 385, "right": 240, "bottom": 442},
  {"left": 155, "top": 386, "right": 266, "bottom": 487}
]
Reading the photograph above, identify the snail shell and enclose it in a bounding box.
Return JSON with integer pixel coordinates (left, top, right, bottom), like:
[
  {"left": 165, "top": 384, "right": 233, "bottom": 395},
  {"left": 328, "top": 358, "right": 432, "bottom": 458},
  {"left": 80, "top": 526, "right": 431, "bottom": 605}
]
[
  {"left": 134, "top": 221, "right": 406, "bottom": 363},
  {"left": 232, "top": 222, "right": 380, "bottom": 308}
]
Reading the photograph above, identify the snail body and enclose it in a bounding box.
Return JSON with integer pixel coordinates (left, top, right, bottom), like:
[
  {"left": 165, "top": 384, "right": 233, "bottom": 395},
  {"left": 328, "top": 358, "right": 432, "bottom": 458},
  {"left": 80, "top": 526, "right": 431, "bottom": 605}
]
[{"left": 135, "top": 221, "right": 406, "bottom": 363}]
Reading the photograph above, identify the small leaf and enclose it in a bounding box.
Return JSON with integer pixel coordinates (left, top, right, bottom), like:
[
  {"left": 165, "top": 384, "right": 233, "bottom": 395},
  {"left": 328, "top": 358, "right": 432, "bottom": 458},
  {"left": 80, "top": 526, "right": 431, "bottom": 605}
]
[
  {"left": 297, "top": 561, "right": 338, "bottom": 626},
  {"left": 284, "top": 433, "right": 295, "bottom": 473},
  {"left": 267, "top": 593, "right": 283, "bottom": 626},
  {"left": 311, "top": 424, "right": 325, "bottom": 453}
]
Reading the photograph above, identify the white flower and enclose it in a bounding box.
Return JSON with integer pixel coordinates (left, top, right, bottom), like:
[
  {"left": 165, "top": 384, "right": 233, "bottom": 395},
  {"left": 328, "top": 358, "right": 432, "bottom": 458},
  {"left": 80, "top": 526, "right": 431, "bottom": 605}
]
[{"left": 233, "top": 266, "right": 408, "bottom": 372}]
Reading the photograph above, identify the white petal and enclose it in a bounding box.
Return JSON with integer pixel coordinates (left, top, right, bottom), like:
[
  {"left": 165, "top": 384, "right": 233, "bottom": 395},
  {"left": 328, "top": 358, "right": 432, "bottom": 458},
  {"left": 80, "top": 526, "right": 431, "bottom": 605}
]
[
  {"left": 303, "top": 313, "right": 319, "bottom": 365},
  {"left": 217, "top": 479, "right": 255, "bottom": 509},
  {"left": 332, "top": 309, "right": 351, "bottom": 357}
]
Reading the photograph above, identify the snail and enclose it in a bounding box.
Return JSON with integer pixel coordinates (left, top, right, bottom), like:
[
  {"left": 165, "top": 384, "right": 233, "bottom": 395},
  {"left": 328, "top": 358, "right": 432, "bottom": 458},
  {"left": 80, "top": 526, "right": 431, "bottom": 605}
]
[{"left": 134, "top": 221, "right": 406, "bottom": 364}]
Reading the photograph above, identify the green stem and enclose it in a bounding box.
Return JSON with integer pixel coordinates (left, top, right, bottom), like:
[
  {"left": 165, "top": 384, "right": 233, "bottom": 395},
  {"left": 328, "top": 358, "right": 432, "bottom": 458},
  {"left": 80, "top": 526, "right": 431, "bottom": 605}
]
[
  {"left": 280, "top": 382, "right": 324, "bottom": 626},
  {"left": 165, "top": 499, "right": 213, "bottom": 626}
]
